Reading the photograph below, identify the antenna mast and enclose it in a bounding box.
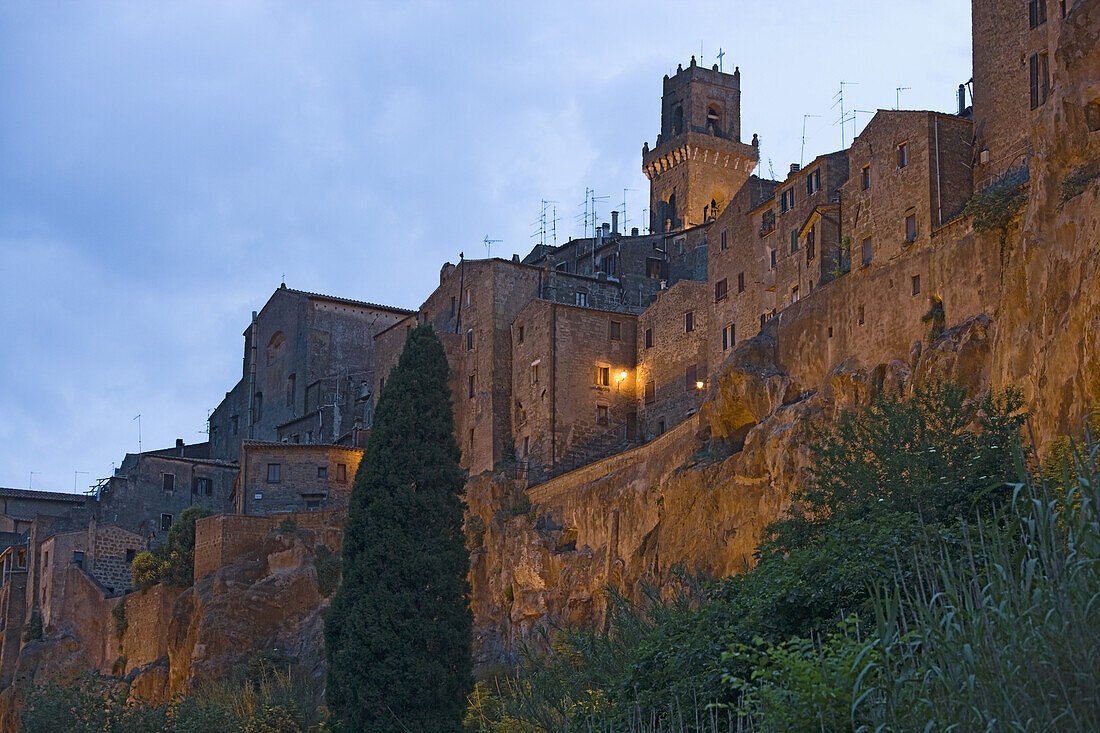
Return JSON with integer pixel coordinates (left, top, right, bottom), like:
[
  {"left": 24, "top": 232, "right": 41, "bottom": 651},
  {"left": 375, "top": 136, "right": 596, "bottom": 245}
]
[
  {"left": 801, "top": 114, "right": 820, "bottom": 166},
  {"left": 832, "top": 81, "right": 859, "bottom": 148},
  {"left": 483, "top": 235, "right": 502, "bottom": 258}
]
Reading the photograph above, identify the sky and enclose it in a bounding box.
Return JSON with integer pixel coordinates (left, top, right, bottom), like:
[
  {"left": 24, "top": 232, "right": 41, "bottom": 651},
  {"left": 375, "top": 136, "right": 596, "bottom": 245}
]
[{"left": 0, "top": 1, "right": 972, "bottom": 493}]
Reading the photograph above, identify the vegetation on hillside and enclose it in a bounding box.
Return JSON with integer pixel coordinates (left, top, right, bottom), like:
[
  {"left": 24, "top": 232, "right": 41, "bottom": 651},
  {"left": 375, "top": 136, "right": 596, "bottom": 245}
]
[
  {"left": 325, "top": 323, "right": 472, "bottom": 731},
  {"left": 131, "top": 505, "right": 213, "bottom": 590},
  {"left": 464, "top": 382, "right": 1100, "bottom": 731}
]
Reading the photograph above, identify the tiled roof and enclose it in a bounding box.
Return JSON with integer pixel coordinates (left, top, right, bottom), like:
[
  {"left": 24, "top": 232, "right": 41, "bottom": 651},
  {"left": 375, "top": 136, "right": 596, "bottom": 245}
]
[
  {"left": 242, "top": 440, "right": 363, "bottom": 453},
  {"left": 0, "top": 487, "right": 89, "bottom": 503},
  {"left": 282, "top": 287, "right": 415, "bottom": 316}
]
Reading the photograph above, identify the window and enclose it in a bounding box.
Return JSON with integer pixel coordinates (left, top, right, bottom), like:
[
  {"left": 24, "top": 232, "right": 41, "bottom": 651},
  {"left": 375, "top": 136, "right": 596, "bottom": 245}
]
[
  {"left": 861, "top": 165, "right": 871, "bottom": 190},
  {"left": 807, "top": 224, "right": 815, "bottom": 262},
  {"left": 644, "top": 380, "right": 656, "bottom": 404},
  {"left": 231, "top": 415, "right": 239, "bottom": 435},
  {"left": 770, "top": 249, "right": 777, "bottom": 268},
  {"left": 450, "top": 296, "right": 456, "bottom": 316},
  {"left": 466, "top": 329, "right": 474, "bottom": 350},
  {"left": 790, "top": 229, "right": 799, "bottom": 253},
  {"left": 254, "top": 493, "right": 263, "bottom": 500},
  {"left": 575, "top": 291, "right": 588, "bottom": 307},
  {"left": 685, "top": 311, "right": 695, "bottom": 333},
  {"left": 267, "top": 463, "right": 281, "bottom": 482},
  {"left": 657, "top": 418, "right": 666, "bottom": 435},
  {"left": 806, "top": 168, "right": 821, "bottom": 195},
  {"left": 597, "top": 405, "right": 609, "bottom": 425},
  {"left": 760, "top": 209, "right": 776, "bottom": 236},
  {"left": 862, "top": 237, "right": 873, "bottom": 266},
  {"left": 468, "top": 374, "right": 475, "bottom": 399},
  {"left": 465, "top": 288, "right": 471, "bottom": 306},
  {"left": 1030, "top": 51, "right": 1051, "bottom": 109},
  {"left": 531, "top": 362, "right": 540, "bottom": 384},
  {"left": 828, "top": 326, "right": 834, "bottom": 338},
  {"left": 517, "top": 325, "right": 525, "bottom": 343},
  {"left": 1029, "top": 0, "right": 1047, "bottom": 28},
  {"left": 792, "top": 285, "right": 800, "bottom": 303},
  {"left": 779, "top": 188, "right": 794, "bottom": 213},
  {"left": 72, "top": 551, "right": 84, "bottom": 567},
  {"left": 685, "top": 364, "right": 698, "bottom": 391},
  {"left": 337, "top": 463, "right": 347, "bottom": 482},
  {"left": 160, "top": 513, "right": 173, "bottom": 531},
  {"left": 163, "top": 473, "right": 175, "bottom": 492},
  {"left": 645, "top": 328, "right": 653, "bottom": 348},
  {"left": 714, "top": 278, "right": 728, "bottom": 302},
  {"left": 897, "top": 142, "right": 909, "bottom": 168},
  {"left": 286, "top": 373, "right": 296, "bottom": 407},
  {"left": 722, "top": 323, "right": 735, "bottom": 350},
  {"left": 911, "top": 274, "right": 921, "bottom": 295},
  {"left": 858, "top": 305, "right": 866, "bottom": 325},
  {"left": 522, "top": 436, "right": 529, "bottom": 457},
  {"left": 646, "top": 257, "right": 667, "bottom": 279},
  {"left": 305, "top": 498, "right": 322, "bottom": 511},
  {"left": 706, "top": 105, "right": 720, "bottom": 128},
  {"left": 610, "top": 320, "right": 621, "bottom": 341},
  {"left": 193, "top": 477, "right": 212, "bottom": 496},
  {"left": 125, "top": 549, "right": 136, "bottom": 564},
  {"left": 469, "top": 428, "right": 475, "bottom": 447},
  {"left": 905, "top": 213, "right": 918, "bottom": 242},
  {"left": 675, "top": 236, "right": 686, "bottom": 255},
  {"left": 721, "top": 228, "right": 728, "bottom": 251},
  {"left": 597, "top": 366, "right": 610, "bottom": 386},
  {"left": 317, "top": 465, "right": 327, "bottom": 479}
]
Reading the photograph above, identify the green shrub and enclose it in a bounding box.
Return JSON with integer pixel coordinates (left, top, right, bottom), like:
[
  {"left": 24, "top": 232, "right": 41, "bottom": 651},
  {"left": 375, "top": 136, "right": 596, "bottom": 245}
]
[
  {"left": 1059, "top": 165, "right": 1098, "bottom": 203},
  {"left": 131, "top": 504, "right": 214, "bottom": 590},
  {"left": 963, "top": 170, "right": 1028, "bottom": 236}
]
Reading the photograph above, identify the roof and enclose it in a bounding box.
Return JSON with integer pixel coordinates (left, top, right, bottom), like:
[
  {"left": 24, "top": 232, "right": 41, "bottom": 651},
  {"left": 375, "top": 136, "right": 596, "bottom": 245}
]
[
  {"left": 126, "top": 453, "right": 239, "bottom": 469},
  {"left": 798, "top": 204, "right": 841, "bottom": 237},
  {"left": 0, "top": 488, "right": 89, "bottom": 503},
  {"left": 279, "top": 285, "right": 416, "bottom": 316},
  {"left": 242, "top": 440, "right": 363, "bottom": 454}
]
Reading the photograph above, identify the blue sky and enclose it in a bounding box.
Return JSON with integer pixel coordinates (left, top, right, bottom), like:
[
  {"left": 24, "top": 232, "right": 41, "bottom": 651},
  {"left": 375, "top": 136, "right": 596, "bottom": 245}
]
[{"left": 0, "top": 1, "right": 972, "bottom": 492}]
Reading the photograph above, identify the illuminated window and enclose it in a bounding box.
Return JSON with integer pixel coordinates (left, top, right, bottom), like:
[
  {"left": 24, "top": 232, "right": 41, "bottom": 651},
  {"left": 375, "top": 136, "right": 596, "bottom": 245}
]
[{"left": 597, "top": 366, "right": 610, "bottom": 386}]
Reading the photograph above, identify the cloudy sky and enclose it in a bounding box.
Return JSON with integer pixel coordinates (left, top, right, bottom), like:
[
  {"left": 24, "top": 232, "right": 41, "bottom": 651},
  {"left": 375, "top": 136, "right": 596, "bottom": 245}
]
[{"left": 0, "top": 1, "right": 971, "bottom": 493}]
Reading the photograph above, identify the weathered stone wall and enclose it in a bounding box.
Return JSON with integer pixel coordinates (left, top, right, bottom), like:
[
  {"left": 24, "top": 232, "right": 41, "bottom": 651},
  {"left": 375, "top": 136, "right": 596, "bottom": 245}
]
[
  {"left": 237, "top": 442, "right": 361, "bottom": 516},
  {"left": 637, "top": 281, "right": 708, "bottom": 440},
  {"left": 120, "top": 584, "right": 181, "bottom": 673},
  {"left": 194, "top": 513, "right": 277, "bottom": 581},
  {"left": 89, "top": 524, "right": 145, "bottom": 595}
]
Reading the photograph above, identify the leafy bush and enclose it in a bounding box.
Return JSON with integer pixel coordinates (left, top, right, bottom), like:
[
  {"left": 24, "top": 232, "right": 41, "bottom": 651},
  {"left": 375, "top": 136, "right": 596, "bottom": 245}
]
[
  {"left": 131, "top": 504, "right": 213, "bottom": 590},
  {"left": 963, "top": 169, "right": 1028, "bottom": 237},
  {"left": 1059, "top": 165, "right": 1098, "bottom": 203}
]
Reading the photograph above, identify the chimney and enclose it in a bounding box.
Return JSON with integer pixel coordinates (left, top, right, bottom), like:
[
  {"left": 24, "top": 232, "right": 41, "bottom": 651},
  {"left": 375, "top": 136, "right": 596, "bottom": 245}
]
[
  {"left": 631, "top": 227, "right": 639, "bottom": 236},
  {"left": 602, "top": 222, "right": 611, "bottom": 235},
  {"left": 790, "top": 163, "right": 801, "bottom": 174},
  {"left": 611, "top": 211, "right": 619, "bottom": 234},
  {"left": 176, "top": 438, "right": 185, "bottom": 454},
  {"left": 958, "top": 84, "right": 967, "bottom": 115},
  {"left": 511, "top": 253, "right": 520, "bottom": 262}
]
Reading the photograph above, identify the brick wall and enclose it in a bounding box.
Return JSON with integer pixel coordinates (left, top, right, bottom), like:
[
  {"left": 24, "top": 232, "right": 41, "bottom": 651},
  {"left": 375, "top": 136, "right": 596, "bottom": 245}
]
[{"left": 239, "top": 442, "right": 360, "bottom": 516}]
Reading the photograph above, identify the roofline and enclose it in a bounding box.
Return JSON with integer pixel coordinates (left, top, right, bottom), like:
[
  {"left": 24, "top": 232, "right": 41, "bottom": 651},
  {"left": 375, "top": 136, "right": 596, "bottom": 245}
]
[
  {"left": 124, "top": 453, "right": 238, "bottom": 468},
  {"left": 282, "top": 286, "right": 416, "bottom": 316},
  {"left": 0, "top": 488, "right": 89, "bottom": 502},
  {"left": 241, "top": 440, "right": 364, "bottom": 454}
]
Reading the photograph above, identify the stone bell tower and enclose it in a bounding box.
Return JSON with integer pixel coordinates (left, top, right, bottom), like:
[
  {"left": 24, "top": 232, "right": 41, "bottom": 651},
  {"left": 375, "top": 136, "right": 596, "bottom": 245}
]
[{"left": 642, "top": 56, "right": 759, "bottom": 233}]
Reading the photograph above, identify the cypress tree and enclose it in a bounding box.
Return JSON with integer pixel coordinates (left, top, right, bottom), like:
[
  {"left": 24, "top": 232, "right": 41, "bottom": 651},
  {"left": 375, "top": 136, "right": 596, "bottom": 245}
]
[{"left": 325, "top": 324, "right": 472, "bottom": 731}]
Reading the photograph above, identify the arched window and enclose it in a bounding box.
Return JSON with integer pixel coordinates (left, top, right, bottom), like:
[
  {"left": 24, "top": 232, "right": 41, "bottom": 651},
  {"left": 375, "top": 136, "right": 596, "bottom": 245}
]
[
  {"left": 266, "top": 331, "right": 285, "bottom": 366},
  {"left": 707, "top": 106, "right": 721, "bottom": 131}
]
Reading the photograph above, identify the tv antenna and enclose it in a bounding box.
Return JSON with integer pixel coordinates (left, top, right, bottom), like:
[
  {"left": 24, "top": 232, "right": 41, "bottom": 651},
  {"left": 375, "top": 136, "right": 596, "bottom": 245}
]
[
  {"left": 896, "top": 86, "right": 912, "bottom": 110},
  {"left": 133, "top": 414, "right": 142, "bottom": 454},
  {"left": 852, "top": 110, "right": 876, "bottom": 141},
  {"left": 716, "top": 47, "right": 725, "bottom": 72},
  {"left": 621, "top": 188, "right": 636, "bottom": 230},
  {"left": 531, "top": 199, "right": 558, "bottom": 248},
  {"left": 801, "top": 114, "right": 820, "bottom": 166},
  {"left": 483, "top": 235, "right": 502, "bottom": 258},
  {"left": 832, "top": 81, "right": 859, "bottom": 148}
]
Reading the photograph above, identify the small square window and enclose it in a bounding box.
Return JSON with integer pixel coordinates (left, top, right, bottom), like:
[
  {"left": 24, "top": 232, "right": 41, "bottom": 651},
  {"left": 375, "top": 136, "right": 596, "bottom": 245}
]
[
  {"left": 610, "top": 320, "right": 621, "bottom": 341},
  {"left": 575, "top": 291, "right": 588, "bottom": 307},
  {"left": 305, "top": 499, "right": 321, "bottom": 511},
  {"left": 267, "top": 463, "right": 281, "bottom": 482},
  {"left": 125, "top": 549, "right": 136, "bottom": 564},
  {"left": 685, "top": 311, "right": 695, "bottom": 333},
  {"left": 72, "top": 551, "right": 84, "bottom": 567},
  {"left": 317, "top": 466, "right": 327, "bottom": 479}
]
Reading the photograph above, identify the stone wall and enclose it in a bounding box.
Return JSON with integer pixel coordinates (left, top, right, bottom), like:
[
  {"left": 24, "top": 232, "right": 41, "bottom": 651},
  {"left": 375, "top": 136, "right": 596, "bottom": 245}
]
[
  {"left": 194, "top": 514, "right": 278, "bottom": 581},
  {"left": 637, "top": 281, "right": 708, "bottom": 440},
  {"left": 237, "top": 442, "right": 361, "bottom": 516},
  {"left": 90, "top": 524, "right": 145, "bottom": 595},
  {"left": 120, "top": 584, "right": 181, "bottom": 673}
]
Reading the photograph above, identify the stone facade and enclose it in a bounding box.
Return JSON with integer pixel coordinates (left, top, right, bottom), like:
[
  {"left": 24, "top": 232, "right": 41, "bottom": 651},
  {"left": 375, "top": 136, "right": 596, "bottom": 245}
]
[
  {"left": 636, "top": 281, "right": 709, "bottom": 440},
  {"left": 97, "top": 450, "right": 238, "bottom": 544},
  {"left": 208, "top": 285, "right": 413, "bottom": 462},
  {"left": 235, "top": 442, "right": 362, "bottom": 516},
  {"left": 511, "top": 299, "right": 639, "bottom": 480}
]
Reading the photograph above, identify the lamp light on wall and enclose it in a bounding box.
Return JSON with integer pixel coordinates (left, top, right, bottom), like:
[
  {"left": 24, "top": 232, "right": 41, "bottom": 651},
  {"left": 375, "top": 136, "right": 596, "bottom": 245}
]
[
  {"left": 617, "top": 370, "right": 629, "bottom": 383},
  {"left": 695, "top": 379, "right": 706, "bottom": 390}
]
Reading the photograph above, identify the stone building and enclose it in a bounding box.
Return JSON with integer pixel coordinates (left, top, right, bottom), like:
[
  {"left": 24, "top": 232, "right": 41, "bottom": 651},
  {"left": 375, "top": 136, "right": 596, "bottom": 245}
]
[
  {"left": 642, "top": 57, "right": 760, "bottom": 232},
  {"left": 234, "top": 441, "right": 362, "bottom": 516},
  {"left": 96, "top": 445, "right": 238, "bottom": 544},
  {"left": 208, "top": 285, "right": 413, "bottom": 462},
  {"left": 0, "top": 487, "right": 94, "bottom": 536},
  {"left": 972, "top": 0, "right": 1074, "bottom": 187},
  {"left": 636, "top": 280, "right": 709, "bottom": 441},
  {"left": 510, "top": 299, "right": 639, "bottom": 480}
]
